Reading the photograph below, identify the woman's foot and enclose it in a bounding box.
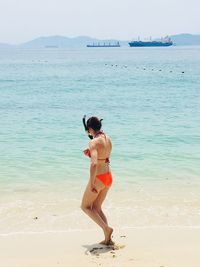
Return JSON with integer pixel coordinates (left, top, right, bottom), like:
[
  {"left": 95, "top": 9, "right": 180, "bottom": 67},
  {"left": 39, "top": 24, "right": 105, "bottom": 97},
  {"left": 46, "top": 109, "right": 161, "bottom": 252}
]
[
  {"left": 102, "top": 226, "right": 113, "bottom": 245},
  {"left": 107, "top": 239, "right": 115, "bottom": 245},
  {"left": 99, "top": 238, "right": 115, "bottom": 246}
]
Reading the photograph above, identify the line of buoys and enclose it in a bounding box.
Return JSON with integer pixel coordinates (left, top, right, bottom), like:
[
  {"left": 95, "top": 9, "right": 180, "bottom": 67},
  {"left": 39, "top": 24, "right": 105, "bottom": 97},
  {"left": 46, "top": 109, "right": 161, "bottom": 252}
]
[
  {"left": 140, "top": 67, "right": 185, "bottom": 74},
  {"left": 104, "top": 64, "right": 185, "bottom": 74},
  {"left": 104, "top": 63, "right": 128, "bottom": 68}
]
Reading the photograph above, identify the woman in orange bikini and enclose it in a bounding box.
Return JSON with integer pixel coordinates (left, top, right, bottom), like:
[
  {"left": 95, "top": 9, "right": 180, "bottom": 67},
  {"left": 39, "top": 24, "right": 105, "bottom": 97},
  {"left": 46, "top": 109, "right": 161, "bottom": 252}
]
[{"left": 81, "top": 115, "right": 114, "bottom": 245}]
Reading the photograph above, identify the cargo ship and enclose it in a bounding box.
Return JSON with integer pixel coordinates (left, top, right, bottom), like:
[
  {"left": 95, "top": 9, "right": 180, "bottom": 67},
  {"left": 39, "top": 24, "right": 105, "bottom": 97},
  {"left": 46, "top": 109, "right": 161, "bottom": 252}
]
[
  {"left": 87, "top": 41, "right": 120, "bottom": 47},
  {"left": 129, "top": 36, "right": 173, "bottom": 47}
]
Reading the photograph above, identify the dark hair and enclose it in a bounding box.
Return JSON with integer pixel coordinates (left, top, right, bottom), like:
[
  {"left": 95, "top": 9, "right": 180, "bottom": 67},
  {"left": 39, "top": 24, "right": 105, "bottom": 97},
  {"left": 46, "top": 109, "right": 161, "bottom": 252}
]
[{"left": 87, "top": 116, "right": 103, "bottom": 131}]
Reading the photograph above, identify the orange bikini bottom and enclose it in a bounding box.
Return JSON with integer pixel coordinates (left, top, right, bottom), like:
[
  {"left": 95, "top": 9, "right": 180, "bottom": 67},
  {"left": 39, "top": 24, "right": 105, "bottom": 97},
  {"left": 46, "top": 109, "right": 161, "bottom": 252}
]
[{"left": 96, "top": 172, "right": 113, "bottom": 187}]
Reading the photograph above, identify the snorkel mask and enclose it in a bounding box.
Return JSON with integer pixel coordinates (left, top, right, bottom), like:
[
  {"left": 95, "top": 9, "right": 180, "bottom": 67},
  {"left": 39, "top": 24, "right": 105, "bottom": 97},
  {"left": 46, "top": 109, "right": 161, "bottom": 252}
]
[{"left": 82, "top": 115, "right": 93, "bottom": 139}]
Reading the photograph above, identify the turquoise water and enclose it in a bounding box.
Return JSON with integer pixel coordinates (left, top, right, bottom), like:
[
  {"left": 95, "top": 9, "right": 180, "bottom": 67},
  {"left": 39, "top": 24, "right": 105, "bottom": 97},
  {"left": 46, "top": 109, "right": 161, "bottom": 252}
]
[{"left": 0, "top": 47, "right": 200, "bottom": 232}]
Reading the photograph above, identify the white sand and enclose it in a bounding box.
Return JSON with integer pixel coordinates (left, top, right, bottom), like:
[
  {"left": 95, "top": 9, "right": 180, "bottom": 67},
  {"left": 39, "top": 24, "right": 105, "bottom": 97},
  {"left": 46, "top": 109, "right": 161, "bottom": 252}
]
[{"left": 0, "top": 227, "right": 199, "bottom": 267}]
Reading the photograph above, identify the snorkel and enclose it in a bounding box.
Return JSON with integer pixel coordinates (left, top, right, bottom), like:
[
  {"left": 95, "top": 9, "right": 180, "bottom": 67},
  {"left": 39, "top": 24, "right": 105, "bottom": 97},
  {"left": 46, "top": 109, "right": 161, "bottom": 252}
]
[{"left": 82, "top": 115, "right": 93, "bottom": 139}]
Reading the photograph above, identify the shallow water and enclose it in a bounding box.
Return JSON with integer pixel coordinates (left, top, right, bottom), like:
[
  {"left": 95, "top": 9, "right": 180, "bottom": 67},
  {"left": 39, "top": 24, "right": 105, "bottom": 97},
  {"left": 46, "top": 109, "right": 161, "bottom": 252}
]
[{"left": 0, "top": 46, "right": 200, "bottom": 233}]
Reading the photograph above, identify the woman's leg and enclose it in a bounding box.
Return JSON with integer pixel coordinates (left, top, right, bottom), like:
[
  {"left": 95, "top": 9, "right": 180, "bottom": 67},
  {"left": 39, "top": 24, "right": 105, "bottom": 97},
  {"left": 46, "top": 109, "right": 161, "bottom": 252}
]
[
  {"left": 81, "top": 182, "right": 113, "bottom": 244},
  {"left": 92, "top": 186, "right": 113, "bottom": 244},
  {"left": 93, "top": 186, "right": 110, "bottom": 225},
  {"left": 81, "top": 182, "right": 107, "bottom": 230}
]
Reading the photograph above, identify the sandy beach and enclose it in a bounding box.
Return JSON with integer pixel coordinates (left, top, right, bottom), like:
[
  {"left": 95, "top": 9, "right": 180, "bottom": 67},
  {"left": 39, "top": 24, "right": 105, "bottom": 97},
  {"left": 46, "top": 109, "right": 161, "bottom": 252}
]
[
  {"left": 1, "top": 46, "right": 200, "bottom": 267},
  {"left": 0, "top": 227, "right": 199, "bottom": 267}
]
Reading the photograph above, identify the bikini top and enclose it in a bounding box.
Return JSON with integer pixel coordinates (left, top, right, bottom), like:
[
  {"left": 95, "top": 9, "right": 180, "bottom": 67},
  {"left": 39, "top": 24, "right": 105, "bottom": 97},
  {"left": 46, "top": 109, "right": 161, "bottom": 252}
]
[{"left": 83, "top": 131, "right": 110, "bottom": 164}]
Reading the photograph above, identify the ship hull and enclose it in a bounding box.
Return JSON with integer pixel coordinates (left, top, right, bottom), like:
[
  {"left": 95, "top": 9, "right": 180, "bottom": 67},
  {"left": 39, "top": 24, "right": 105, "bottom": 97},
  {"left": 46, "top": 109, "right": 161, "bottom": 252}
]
[{"left": 129, "top": 41, "right": 173, "bottom": 47}]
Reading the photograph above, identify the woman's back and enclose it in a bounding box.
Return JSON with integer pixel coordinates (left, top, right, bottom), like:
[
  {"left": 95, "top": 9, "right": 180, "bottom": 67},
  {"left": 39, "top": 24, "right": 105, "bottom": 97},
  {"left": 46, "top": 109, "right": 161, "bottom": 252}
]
[{"left": 93, "top": 133, "right": 112, "bottom": 173}]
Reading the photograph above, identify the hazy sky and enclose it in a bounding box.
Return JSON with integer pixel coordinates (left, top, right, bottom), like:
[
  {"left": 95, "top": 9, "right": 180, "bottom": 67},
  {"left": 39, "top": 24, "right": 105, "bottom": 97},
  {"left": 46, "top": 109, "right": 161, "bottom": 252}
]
[{"left": 0, "top": 0, "right": 199, "bottom": 44}]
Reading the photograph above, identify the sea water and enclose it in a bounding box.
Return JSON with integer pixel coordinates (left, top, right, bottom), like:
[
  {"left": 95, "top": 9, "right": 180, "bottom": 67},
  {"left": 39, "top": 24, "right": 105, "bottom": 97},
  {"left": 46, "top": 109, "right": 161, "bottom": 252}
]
[{"left": 0, "top": 46, "right": 200, "bottom": 234}]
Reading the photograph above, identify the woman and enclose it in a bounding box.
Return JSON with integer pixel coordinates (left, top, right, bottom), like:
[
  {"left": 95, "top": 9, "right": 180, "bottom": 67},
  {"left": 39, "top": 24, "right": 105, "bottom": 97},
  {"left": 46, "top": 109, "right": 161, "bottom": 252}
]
[{"left": 81, "top": 116, "right": 114, "bottom": 245}]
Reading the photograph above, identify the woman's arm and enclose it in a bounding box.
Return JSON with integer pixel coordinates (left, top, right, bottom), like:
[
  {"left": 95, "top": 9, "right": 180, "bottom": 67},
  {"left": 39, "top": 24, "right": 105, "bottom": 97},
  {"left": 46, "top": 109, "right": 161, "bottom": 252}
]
[{"left": 88, "top": 141, "right": 98, "bottom": 193}]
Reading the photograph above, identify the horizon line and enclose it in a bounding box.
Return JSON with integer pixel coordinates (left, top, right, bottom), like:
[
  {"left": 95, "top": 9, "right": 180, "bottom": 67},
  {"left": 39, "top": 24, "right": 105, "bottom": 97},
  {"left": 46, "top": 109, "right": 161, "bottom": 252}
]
[{"left": 1, "top": 32, "right": 200, "bottom": 46}]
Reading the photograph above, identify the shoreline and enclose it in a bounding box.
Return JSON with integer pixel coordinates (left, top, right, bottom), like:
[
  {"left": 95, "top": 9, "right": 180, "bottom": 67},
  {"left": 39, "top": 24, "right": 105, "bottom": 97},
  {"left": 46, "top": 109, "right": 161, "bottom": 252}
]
[
  {"left": 1, "top": 178, "right": 200, "bottom": 233},
  {"left": 0, "top": 227, "right": 200, "bottom": 267},
  {"left": 1, "top": 224, "right": 200, "bottom": 236}
]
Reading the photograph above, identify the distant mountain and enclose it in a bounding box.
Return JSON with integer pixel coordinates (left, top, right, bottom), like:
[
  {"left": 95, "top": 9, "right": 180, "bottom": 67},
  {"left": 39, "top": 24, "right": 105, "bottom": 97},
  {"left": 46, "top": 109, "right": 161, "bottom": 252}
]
[
  {"left": 1, "top": 34, "right": 200, "bottom": 49},
  {"left": 19, "top": 35, "right": 127, "bottom": 48},
  {"left": 19, "top": 35, "right": 91, "bottom": 48},
  {"left": 170, "top": 33, "right": 200, "bottom": 45}
]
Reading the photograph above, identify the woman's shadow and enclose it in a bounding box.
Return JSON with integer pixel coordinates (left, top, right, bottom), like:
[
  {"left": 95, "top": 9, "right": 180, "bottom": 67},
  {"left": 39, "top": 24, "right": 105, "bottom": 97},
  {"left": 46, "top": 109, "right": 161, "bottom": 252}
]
[{"left": 83, "top": 243, "right": 115, "bottom": 256}]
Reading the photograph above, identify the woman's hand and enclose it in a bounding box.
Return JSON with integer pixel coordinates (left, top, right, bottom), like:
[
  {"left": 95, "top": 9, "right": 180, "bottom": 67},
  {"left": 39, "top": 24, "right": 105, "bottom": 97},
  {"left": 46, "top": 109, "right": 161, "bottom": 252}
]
[
  {"left": 83, "top": 148, "right": 91, "bottom": 157},
  {"left": 90, "top": 182, "right": 98, "bottom": 193}
]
